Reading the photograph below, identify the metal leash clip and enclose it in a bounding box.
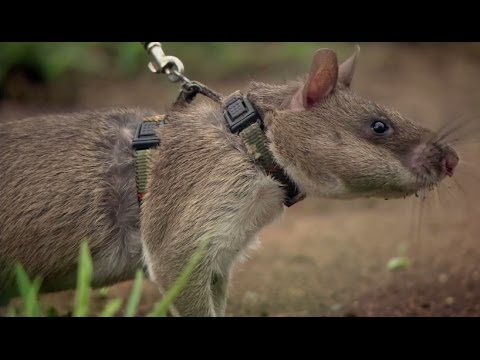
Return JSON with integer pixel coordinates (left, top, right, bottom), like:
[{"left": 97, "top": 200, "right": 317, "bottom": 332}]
[
  {"left": 142, "top": 42, "right": 185, "bottom": 83},
  {"left": 141, "top": 42, "right": 223, "bottom": 106}
]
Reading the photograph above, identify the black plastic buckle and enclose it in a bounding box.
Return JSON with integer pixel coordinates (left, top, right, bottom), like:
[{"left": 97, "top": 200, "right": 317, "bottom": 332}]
[
  {"left": 223, "top": 96, "right": 262, "bottom": 134},
  {"left": 132, "top": 121, "right": 162, "bottom": 151}
]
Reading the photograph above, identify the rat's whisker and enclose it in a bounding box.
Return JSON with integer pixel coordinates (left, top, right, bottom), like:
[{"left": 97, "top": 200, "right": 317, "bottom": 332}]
[
  {"left": 414, "top": 189, "right": 427, "bottom": 253},
  {"left": 440, "top": 181, "right": 459, "bottom": 201},
  {"left": 408, "top": 192, "right": 420, "bottom": 247},
  {"left": 430, "top": 115, "right": 476, "bottom": 146},
  {"left": 434, "top": 113, "right": 479, "bottom": 137},
  {"left": 455, "top": 167, "right": 480, "bottom": 184},
  {"left": 450, "top": 177, "right": 468, "bottom": 200},
  {"left": 448, "top": 177, "right": 472, "bottom": 228},
  {"left": 443, "top": 136, "right": 480, "bottom": 146},
  {"left": 433, "top": 115, "right": 480, "bottom": 144},
  {"left": 428, "top": 114, "right": 467, "bottom": 143},
  {"left": 456, "top": 158, "right": 475, "bottom": 167},
  {"left": 433, "top": 185, "right": 442, "bottom": 217}
]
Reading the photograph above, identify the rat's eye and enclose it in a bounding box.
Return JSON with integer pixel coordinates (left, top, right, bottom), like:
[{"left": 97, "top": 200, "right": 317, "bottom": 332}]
[{"left": 371, "top": 120, "right": 389, "bottom": 134}]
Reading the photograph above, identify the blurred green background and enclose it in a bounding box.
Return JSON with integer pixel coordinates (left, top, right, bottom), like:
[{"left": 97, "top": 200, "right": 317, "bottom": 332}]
[
  {"left": 0, "top": 42, "right": 352, "bottom": 85},
  {"left": 0, "top": 42, "right": 364, "bottom": 111}
]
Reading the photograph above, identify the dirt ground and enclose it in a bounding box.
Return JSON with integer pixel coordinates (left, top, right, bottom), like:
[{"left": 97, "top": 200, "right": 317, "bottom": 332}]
[{"left": 1, "top": 43, "right": 480, "bottom": 316}]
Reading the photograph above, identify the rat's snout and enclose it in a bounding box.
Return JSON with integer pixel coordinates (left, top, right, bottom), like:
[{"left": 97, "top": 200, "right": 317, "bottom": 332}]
[
  {"left": 407, "top": 142, "right": 460, "bottom": 183},
  {"left": 441, "top": 147, "right": 459, "bottom": 177}
]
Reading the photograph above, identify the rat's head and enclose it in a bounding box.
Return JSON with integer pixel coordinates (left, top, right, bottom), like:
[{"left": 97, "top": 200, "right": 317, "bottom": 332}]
[{"left": 255, "top": 46, "right": 459, "bottom": 199}]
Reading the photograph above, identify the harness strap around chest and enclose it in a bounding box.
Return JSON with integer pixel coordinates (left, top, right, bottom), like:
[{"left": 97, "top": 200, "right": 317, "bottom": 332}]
[{"left": 132, "top": 114, "right": 167, "bottom": 204}]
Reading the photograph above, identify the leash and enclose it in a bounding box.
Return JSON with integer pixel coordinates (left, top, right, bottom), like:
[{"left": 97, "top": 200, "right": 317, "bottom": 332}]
[
  {"left": 141, "top": 42, "right": 223, "bottom": 106},
  {"left": 133, "top": 43, "right": 305, "bottom": 207}
]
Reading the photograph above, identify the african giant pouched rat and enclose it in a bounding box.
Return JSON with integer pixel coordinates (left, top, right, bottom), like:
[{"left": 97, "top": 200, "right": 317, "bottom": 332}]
[{"left": 0, "top": 47, "right": 459, "bottom": 316}]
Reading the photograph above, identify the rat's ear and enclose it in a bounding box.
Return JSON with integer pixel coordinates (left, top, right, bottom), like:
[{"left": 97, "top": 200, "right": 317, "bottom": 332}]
[
  {"left": 290, "top": 49, "right": 338, "bottom": 110},
  {"left": 338, "top": 45, "right": 360, "bottom": 88}
]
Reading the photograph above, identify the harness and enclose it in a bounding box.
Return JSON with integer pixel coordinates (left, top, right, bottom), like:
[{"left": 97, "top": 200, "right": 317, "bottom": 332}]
[
  {"left": 223, "top": 93, "right": 305, "bottom": 207},
  {"left": 132, "top": 42, "right": 306, "bottom": 208},
  {"left": 132, "top": 114, "right": 167, "bottom": 203}
]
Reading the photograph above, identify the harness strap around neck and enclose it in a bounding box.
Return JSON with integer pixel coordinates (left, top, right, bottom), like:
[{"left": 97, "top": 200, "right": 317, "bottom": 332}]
[{"left": 223, "top": 92, "right": 306, "bottom": 207}]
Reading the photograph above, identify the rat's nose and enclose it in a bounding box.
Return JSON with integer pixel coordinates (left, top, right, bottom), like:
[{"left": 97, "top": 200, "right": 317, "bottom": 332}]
[{"left": 441, "top": 147, "right": 459, "bottom": 177}]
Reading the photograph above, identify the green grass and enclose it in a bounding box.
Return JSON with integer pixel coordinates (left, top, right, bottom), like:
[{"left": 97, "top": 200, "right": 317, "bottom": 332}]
[
  {"left": 124, "top": 270, "right": 144, "bottom": 317},
  {"left": 100, "top": 298, "right": 123, "bottom": 317},
  {"left": 387, "top": 256, "right": 412, "bottom": 272},
  {"left": 14, "top": 264, "right": 42, "bottom": 316},
  {"left": 73, "top": 241, "right": 94, "bottom": 317},
  {"left": 5, "top": 236, "right": 212, "bottom": 317}
]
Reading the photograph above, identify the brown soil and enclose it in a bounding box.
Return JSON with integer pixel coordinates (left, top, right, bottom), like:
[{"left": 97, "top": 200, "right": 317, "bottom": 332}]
[{"left": 1, "top": 43, "right": 480, "bottom": 316}]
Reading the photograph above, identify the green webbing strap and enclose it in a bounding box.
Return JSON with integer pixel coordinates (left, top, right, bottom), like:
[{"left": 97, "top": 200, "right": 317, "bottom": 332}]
[
  {"left": 238, "top": 121, "right": 305, "bottom": 206},
  {"left": 135, "top": 115, "right": 166, "bottom": 204},
  {"left": 239, "top": 122, "right": 277, "bottom": 173},
  {"left": 135, "top": 149, "right": 151, "bottom": 203}
]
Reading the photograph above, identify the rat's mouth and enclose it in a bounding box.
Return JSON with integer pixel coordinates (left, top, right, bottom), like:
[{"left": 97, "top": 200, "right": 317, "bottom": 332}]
[{"left": 354, "top": 172, "right": 448, "bottom": 200}]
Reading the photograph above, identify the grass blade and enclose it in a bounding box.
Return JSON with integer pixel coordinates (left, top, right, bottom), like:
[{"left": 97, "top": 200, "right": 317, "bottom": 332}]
[
  {"left": 100, "top": 298, "right": 123, "bottom": 317},
  {"left": 125, "top": 269, "right": 144, "bottom": 317},
  {"left": 15, "top": 263, "right": 42, "bottom": 316},
  {"left": 24, "top": 278, "right": 42, "bottom": 316},
  {"left": 15, "top": 263, "right": 31, "bottom": 302},
  {"left": 73, "top": 241, "right": 93, "bottom": 317},
  {"left": 149, "top": 236, "right": 211, "bottom": 317},
  {"left": 387, "top": 256, "right": 412, "bottom": 271}
]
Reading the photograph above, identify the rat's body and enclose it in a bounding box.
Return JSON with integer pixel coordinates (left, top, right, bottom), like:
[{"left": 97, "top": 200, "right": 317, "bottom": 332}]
[{"left": 0, "top": 48, "right": 459, "bottom": 316}]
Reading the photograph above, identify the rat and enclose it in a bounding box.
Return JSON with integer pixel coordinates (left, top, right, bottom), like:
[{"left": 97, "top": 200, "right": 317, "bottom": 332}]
[{"left": 0, "top": 46, "right": 459, "bottom": 316}]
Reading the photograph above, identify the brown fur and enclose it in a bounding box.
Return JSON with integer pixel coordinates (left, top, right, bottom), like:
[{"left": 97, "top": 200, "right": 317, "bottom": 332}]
[
  {"left": 0, "top": 48, "right": 458, "bottom": 315},
  {"left": 0, "top": 109, "right": 153, "bottom": 293}
]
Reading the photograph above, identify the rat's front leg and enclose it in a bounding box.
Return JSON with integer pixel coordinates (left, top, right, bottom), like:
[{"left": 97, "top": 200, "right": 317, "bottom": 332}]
[
  {"left": 141, "top": 222, "right": 245, "bottom": 317},
  {"left": 141, "top": 233, "right": 218, "bottom": 316}
]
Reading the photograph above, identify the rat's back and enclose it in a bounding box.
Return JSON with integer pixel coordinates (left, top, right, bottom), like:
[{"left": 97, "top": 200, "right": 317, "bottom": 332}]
[{"left": 0, "top": 108, "right": 151, "bottom": 295}]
